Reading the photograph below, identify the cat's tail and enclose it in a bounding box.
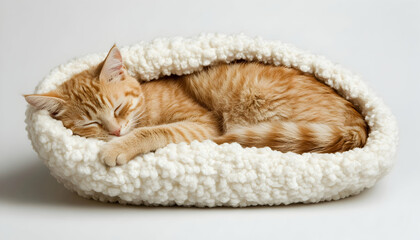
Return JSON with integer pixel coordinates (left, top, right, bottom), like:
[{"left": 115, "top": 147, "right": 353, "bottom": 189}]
[{"left": 212, "top": 121, "right": 368, "bottom": 153}]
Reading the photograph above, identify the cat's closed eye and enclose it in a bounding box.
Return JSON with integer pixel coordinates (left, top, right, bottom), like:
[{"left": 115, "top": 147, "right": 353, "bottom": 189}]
[{"left": 83, "top": 121, "right": 101, "bottom": 127}]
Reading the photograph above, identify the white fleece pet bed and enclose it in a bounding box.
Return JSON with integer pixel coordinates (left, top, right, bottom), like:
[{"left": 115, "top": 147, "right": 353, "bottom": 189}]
[{"left": 25, "top": 34, "right": 398, "bottom": 207}]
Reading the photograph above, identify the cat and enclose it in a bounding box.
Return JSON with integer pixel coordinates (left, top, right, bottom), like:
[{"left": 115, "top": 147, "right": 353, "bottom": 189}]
[{"left": 25, "top": 45, "right": 368, "bottom": 167}]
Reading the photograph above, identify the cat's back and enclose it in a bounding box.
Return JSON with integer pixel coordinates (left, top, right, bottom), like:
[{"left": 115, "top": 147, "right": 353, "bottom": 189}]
[
  {"left": 183, "top": 62, "right": 331, "bottom": 106},
  {"left": 182, "top": 62, "right": 365, "bottom": 126}
]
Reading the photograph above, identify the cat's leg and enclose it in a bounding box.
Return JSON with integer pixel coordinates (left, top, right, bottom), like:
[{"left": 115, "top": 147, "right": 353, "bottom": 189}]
[{"left": 100, "top": 121, "right": 220, "bottom": 166}]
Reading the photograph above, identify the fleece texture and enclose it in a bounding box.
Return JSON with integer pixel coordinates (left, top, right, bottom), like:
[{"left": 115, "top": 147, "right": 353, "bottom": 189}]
[{"left": 25, "top": 34, "right": 398, "bottom": 207}]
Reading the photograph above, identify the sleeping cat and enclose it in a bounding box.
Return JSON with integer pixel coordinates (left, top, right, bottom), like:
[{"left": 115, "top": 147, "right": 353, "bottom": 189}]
[{"left": 25, "top": 45, "right": 368, "bottom": 166}]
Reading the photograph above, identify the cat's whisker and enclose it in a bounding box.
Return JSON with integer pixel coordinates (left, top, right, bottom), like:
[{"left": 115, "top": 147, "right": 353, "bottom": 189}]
[
  {"left": 130, "top": 116, "right": 143, "bottom": 124},
  {"left": 130, "top": 112, "right": 145, "bottom": 124}
]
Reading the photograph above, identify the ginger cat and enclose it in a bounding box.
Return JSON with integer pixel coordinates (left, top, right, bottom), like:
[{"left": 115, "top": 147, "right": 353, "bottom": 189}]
[{"left": 25, "top": 45, "right": 368, "bottom": 166}]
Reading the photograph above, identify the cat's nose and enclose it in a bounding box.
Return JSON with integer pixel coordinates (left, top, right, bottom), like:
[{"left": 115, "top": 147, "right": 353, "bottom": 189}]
[{"left": 110, "top": 129, "right": 120, "bottom": 136}]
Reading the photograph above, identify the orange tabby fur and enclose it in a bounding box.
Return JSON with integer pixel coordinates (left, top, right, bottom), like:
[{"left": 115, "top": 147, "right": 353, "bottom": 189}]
[{"left": 25, "top": 46, "right": 368, "bottom": 166}]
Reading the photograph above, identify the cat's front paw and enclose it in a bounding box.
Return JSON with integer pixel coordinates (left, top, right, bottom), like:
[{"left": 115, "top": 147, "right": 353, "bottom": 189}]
[{"left": 99, "top": 139, "right": 131, "bottom": 167}]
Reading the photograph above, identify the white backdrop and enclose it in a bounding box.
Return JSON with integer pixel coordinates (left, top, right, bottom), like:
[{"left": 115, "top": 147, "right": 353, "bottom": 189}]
[{"left": 0, "top": 0, "right": 419, "bottom": 239}]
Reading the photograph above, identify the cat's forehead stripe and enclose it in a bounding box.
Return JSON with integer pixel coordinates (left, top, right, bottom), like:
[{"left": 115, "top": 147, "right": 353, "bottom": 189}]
[
  {"left": 97, "top": 94, "right": 106, "bottom": 105},
  {"left": 83, "top": 102, "right": 98, "bottom": 114},
  {"left": 91, "top": 82, "right": 100, "bottom": 91}
]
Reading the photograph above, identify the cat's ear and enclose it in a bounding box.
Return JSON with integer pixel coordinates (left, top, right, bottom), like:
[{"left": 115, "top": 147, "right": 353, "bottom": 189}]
[
  {"left": 24, "top": 93, "right": 65, "bottom": 114},
  {"left": 99, "top": 45, "right": 126, "bottom": 83}
]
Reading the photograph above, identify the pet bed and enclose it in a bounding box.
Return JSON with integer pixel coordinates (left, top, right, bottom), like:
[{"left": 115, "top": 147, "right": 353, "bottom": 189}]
[{"left": 25, "top": 34, "right": 398, "bottom": 207}]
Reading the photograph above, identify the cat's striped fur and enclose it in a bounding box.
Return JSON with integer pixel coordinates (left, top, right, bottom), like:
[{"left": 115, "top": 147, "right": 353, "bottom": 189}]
[{"left": 25, "top": 46, "right": 368, "bottom": 166}]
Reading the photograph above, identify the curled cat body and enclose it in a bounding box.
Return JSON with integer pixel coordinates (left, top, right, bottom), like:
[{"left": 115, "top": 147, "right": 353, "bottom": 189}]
[{"left": 25, "top": 45, "right": 368, "bottom": 167}]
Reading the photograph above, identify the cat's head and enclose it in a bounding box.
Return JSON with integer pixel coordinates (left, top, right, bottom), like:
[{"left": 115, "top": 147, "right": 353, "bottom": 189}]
[{"left": 24, "top": 45, "right": 145, "bottom": 141}]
